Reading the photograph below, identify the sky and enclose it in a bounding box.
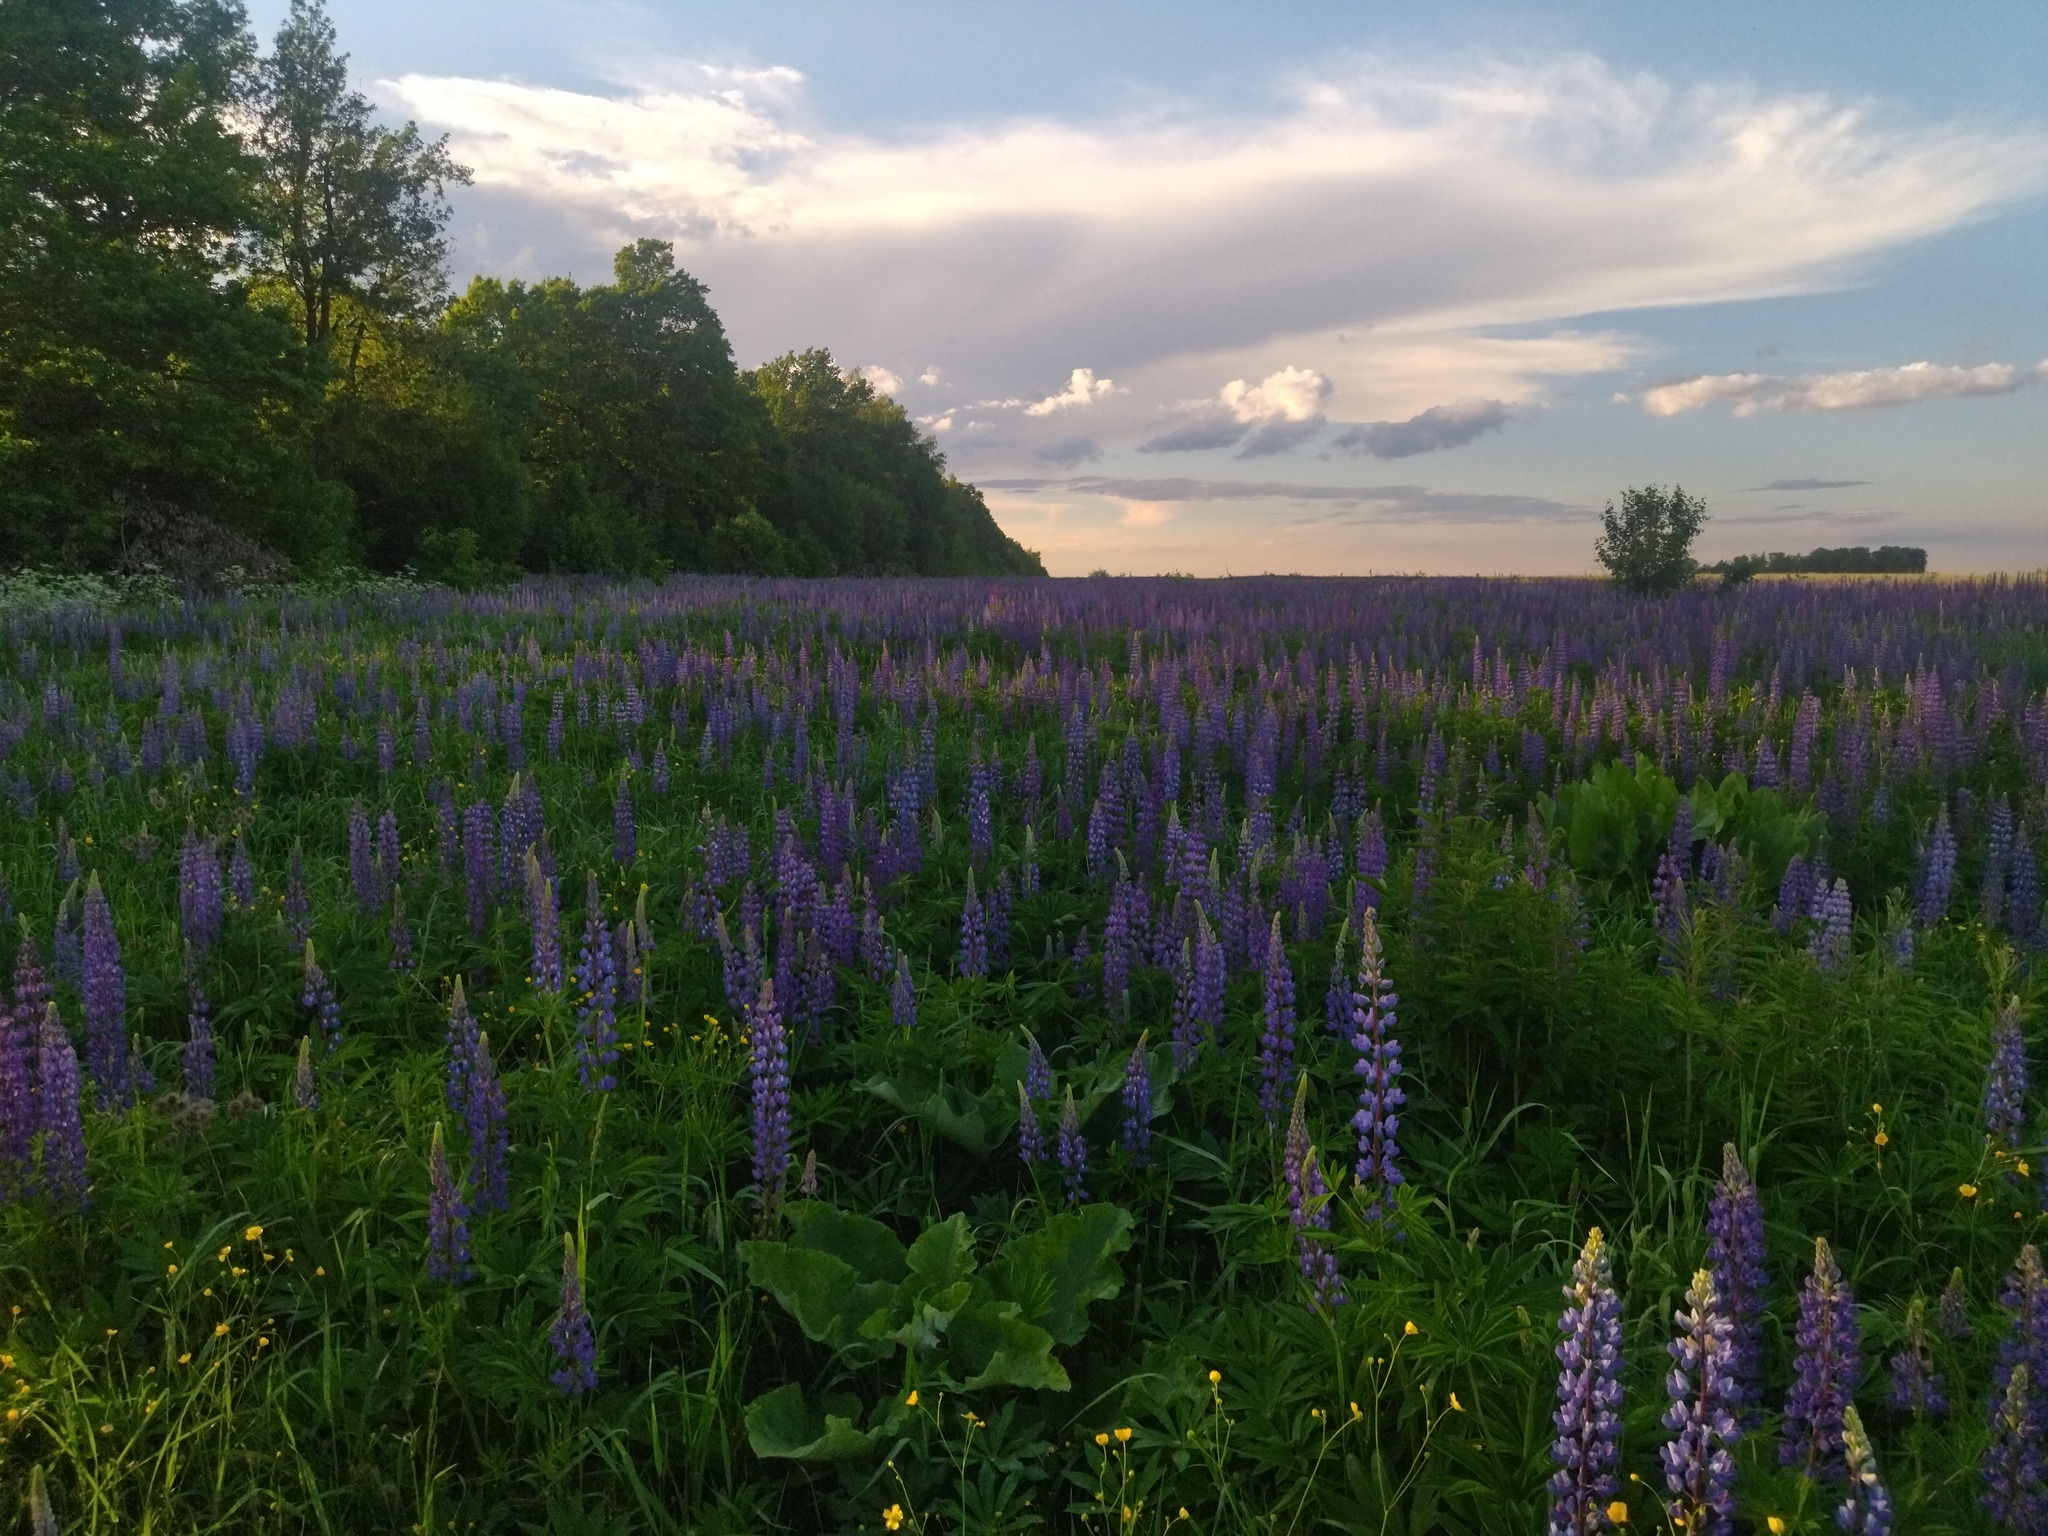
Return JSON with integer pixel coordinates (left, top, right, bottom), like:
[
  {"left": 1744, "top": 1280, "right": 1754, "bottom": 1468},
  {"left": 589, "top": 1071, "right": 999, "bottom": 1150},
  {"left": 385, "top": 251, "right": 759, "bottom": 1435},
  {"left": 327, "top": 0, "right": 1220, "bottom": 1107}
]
[{"left": 258, "top": 1, "right": 2048, "bottom": 575}]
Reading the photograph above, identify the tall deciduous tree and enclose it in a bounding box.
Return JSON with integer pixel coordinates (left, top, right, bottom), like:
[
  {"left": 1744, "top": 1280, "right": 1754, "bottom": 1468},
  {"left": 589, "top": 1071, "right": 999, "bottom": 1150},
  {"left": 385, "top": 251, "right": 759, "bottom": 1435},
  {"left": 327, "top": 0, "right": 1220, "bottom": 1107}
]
[
  {"left": 0, "top": 0, "right": 347, "bottom": 567},
  {"left": 248, "top": 0, "right": 468, "bottom": 354}
]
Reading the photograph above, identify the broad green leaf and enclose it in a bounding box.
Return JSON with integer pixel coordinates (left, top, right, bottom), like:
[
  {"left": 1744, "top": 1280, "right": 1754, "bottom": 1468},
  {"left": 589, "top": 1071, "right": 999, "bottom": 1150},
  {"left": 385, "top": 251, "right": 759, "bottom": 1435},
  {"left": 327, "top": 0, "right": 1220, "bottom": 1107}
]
[
  {"left": 744, "top": 1382, "right": 877, "bottom": 1462},
  {"left": 905, "top": 1212, "right": 978, "bottom": 1293},
  {"left": 987, "top": 1203, "right": 1135, "bottom": 1346},
  {"left": 950, "top": 1293, "right": 1068, "bottom": 1391},
  {"left": 856, "top": 1073, "right": 993, "bottom": 1154},
  {"left": 738, "top": 1242, "right": 899, "bottom": 1356},
  {"left": 784, "top": 1201, "right": 909, "bottom": 1283}
]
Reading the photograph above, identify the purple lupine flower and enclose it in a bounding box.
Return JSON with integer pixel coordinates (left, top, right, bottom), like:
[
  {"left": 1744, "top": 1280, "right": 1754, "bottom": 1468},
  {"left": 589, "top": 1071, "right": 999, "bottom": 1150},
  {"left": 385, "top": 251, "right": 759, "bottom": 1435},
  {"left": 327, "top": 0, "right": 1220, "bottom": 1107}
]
[
  {"left": 463, "top": 801, "right": 494, "bottom": 936},
  {"left": 968, "top": 762, "right": 992, "bottom": 866},
  {"left": 957, "top": 870, "right": 988, "bottom": 980},
  {"left": 1324, "top": 918, "right": 1353, "bottom": 1035},
  {"left": 183, "top": 976, "right": 214, "bottom": 1102},
  {"left": 1781, "top": 1236, "right": 1861, "bottom": 1481},
  {"left": 81, "top": 874, "right": 129, "bottom": 1108},
  {"left": 293, "top": 1035, "right": 320, "bottom": 1110},
  {"left": 714, "top": 909, "right": 763, "bottom": 1030},
  {"left": 1355, "top": 808, "right": 1387, "bottom": 912},
  {"left": 51, "top": 885, "right": 80, "bottom": 989},
  {"left": 1170, "top": 937, "right": 1204, "bottom": 1070},
  {"left": 1651, "top": 851, "right": 1688, "bottom": 974},
  {"left": 1549, "top": 1227, "right": 1623, "bottom": 1536},
  {"left": 574, "top": 876, "right": 619, "bottom": 1093},
  {"left": 1984, "top": 1361, "right": 2046, "bottom": 1533},
  {"left": 1017, "top": 1080, "right": 1045, "bottom": 1165},
  {"left": 0, "top": 1002, "right": 32, "bottom": 1200},
  {"left": 1888, "top": 1297, "right": 1946, "bottom": 1416},
  {"left": 1774, "top": 855, "right": 1813, "bottom": 934},
  {"left": 284, "top": 840, "right": 310, "bottom": 945},
  {"left": 891, "top": 950, "right": 918, "bottom": 1030},
  {"left": 612, "top": 768, "right": 637, "bottom": 866},
  {"left": 651, "top": 744, "right": 670, "bottom": 796},
  {"left": 179, "top": 827, "right": 223, "bottom": 952},
  {"left": 1193, "top": 906, "right": 1225, "bottom": 1049},
  {"left": 426, "top": 1121, "right": 472, "bottom": 1284},
  {"left": 1997, "top": 1245, "right": 2048, "bottom": 1452},
  {"left": 1024, "top": 1032, "right": 1053, "bottom": 1102},
  {"left": 227, "top": 834, "right": 255, "bottom": 909},
  {"left": 1056, "top": 1086, "right": 1089, "bottom": 1205},
  {"left": 1102, "top": 869, "right": 1134, "bottom": 1018},
  {"left": 1120, "top": 1036, "right": 1152, "bottom": 1163},
  {"left": 1987, "top": 996, "right": 2029, "bottom": 1150},
  {"left": 1706, "top": 1144, "right": 1768, "bottom": 1415},
  {"left": 1808, "top": 877, "right": 1852, "bottom": 974},
  {"left": 445, "top": 976, "right": 479, "bottom": 1118},
  {"left": 526, "top": 851, "right": 563, "bottom": 994},
  {"left": 1661, "top": 1268, "right": 1739, "bottom": 1536},
  {"left": 549, "top": 1233, "right": 597, "bottom": 1396},
  {"left": 35, "top": 1004, "right": 89, "bottom": 1209},
  {"left": 1284, "top": 1074, "right": 1344, "bottom": 1310},
  {"left": 1258, "top": 915, "right": 1297, "bottom": 1128},
  {"left": 1937, "top": 1268, "right": 1972, "bottom": 1339},
  {"left": 348, "top": 800, "right": 383, "bottom": 910},
  {"left": 301, "top": 940, "right": 342, "bottom": 1054},
  {"left": 749, "top": 979, "right": 792, "bottom": 1204},
  {"left": 1917, "top": 808, "right": 1956, "bottom": 926},
  {"left": 1836, "top": 1408, "right": 1890, "bottom": 1536},
  {"left": 467, "top": 1029, "right": 509, "bottom": 1213},
  {"left": 546, "top": 692, "right": 565, "bottom": 761},
  {"left": 377, "top": 809, "right": 402, "bottom": 892},
  {"left": 387, "top": 888, "right": 416, "bottom": 972},
  {"left": 1350, "top": 905, "right": 1405, "bottom": 1228},
  {"left": 1411, "top": 811, "right": 1440, "bottom": 918}
]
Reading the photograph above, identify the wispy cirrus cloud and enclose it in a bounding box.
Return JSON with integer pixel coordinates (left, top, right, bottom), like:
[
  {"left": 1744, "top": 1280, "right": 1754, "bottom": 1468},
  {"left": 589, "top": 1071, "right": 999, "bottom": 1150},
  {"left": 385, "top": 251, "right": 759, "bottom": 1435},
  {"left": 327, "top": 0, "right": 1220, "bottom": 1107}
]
[
  {"left": 1640, "top": 360, "right": 2048, "bottom": 417},
  {"left": 1739, "top": 477, "right": 1872, "bottom": 492}
]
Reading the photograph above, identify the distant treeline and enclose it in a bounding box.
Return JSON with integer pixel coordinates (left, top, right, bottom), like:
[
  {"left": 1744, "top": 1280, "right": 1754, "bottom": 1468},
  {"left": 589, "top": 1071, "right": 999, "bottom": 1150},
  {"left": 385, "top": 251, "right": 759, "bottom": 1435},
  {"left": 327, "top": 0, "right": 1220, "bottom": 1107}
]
[
  {"left": 1703, "top": 546, "right": 1929, "bottom": 576},
  {"left": 0, "top": 0, "right": 1042, "bottom": 582}
]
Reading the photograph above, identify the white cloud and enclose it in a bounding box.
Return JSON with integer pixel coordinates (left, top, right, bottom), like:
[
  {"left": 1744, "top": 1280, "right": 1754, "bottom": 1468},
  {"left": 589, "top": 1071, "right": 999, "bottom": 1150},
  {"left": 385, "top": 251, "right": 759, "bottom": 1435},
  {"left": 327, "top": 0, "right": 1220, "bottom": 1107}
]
[
  {"left": 1023, "top": 367, "right": 1115, "bottom": 416},
  {"left": 1142, "top": 366, "right": 1332, "bottom": 456},
  {"left": 1642, "top": 359, "right": 2047, "bottom": 416},
  {"left": 859, "top": 364, "right": 902, "bottom": 394},
  {"left": 918, "top": 365, "right": 943, "bottom": 386},
  {"left": 1223, "top": 365, "right": 1331, "bottom": 423},
  {"left": 390, "top": 55, "right": 2048, "bottom": 411}
]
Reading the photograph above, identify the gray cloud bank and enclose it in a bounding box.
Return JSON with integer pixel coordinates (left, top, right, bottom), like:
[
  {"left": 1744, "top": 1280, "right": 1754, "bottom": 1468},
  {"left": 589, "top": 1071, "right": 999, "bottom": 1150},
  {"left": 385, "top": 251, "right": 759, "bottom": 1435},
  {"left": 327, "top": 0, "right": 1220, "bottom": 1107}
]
[
  {"left": 1329, "top": 399, "right": 1511, "bottom": 459},
  {"left": 984, "top": 476, "right": 1579, "bottom": 524}
]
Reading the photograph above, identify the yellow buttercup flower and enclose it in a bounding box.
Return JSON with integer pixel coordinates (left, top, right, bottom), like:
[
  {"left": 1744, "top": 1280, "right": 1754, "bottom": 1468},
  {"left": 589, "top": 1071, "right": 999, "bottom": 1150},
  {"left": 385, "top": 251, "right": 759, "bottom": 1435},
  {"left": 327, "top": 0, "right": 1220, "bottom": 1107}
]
[
  {"left": 1768, "top": 1520, "right": 1787, "bottom": 1535},
  {"left": 1961, "top": 1183, "right": 1980, "bottom": 1199},
  {"left": 244, "top": 1225, "right": 263, "bottom": 1243},
  {"left": 905, "top": 1389, "right": 918, "bottom": 1407},
  {"left": 1449, "top": 1392, "right": 1464, "bottom": 1411},
  {"left": 1404, "top": 1320, "right": 1419, "bottom": 1336},
  {"left": 882, "top": 1504, "right": 904, "bottom": 1532},
  {"left": 1607, "top": 1501, "right": 1629, "bottom": 1525},
  {"left": 1208, "top": 1369, "right": 1221, "bottom": 1384},
  {"left": 1094, "top": 1432, "right": 1110, "bottom": 1447},
  {"left": 1115, "top": 1426, "right": 1132, "bottom": 1443}
]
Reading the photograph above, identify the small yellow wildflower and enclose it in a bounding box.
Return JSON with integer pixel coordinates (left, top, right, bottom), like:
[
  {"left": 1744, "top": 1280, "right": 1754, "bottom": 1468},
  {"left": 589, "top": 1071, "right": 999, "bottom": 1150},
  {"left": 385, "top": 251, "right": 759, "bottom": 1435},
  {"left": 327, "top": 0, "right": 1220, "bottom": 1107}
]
[
  {"left": 1094, "top": 1432, "right": 1110, "bottom": 1447},
  {"left": 244, "top": 1225, "right": 263, "bottom": 1243},
  {"left": 905, "top": 1389, "right": 918, "bottom": 1407},
  {"left": 1607, "top": 1501, "right": 1629, "bottom": 1525},
  {"left": 1449, "top": 1393, "right": 1464, "bottom": 1411},
  {"left": 178, "top": 1353, "right": 191, "bottom": 1365},
  {"left": 1962, "top": 1183, "right": 1980, "bottom": 1199},
  {"left": 1404, "top": 1320, "right": 1419, "bottom": 1336},
  {"left": 213, "top": 1323, "right": 229, "bottom": 1337},
  {"left": 1115, "top": 1426, "right": 1132, "bottom": 1443},
  {"left": 882, "top": 1504, "right": 904, "bottom": 1532},
  {"left": 1208, "top": 1369, "right": 1221, "bottom": 1384},
  {"left": 1768, "top": 1520, "right": 1787, "bottom": 1535}
]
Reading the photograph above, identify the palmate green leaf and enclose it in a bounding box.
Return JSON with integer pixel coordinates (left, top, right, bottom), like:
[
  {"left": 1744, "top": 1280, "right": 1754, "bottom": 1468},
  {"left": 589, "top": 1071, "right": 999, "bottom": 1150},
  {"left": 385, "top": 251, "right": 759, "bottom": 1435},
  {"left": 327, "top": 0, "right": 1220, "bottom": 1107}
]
[
  {"left": 855, "top": 1071, "right": 994, "bottom": 1153},
  {"left": 743, "top": 1382, "right": 878, "bottom": 1462},
  {"left": 785, "top": 1200, "right": 910, "bottom": 1283},
  {"left": 987, "top": 1203, "right": 1136, "bottom": 1346}
]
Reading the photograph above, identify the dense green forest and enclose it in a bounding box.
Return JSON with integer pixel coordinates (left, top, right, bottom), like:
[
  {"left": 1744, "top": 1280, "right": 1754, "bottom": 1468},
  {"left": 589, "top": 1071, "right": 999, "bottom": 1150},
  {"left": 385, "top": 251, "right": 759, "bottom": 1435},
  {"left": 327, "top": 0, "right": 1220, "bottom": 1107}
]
[
  {"left": 0, "top": 0, "right": 1043, "bottom": 582},
  {"left": 1702, "top": 545, "right": 1929, "bottom": 577}
]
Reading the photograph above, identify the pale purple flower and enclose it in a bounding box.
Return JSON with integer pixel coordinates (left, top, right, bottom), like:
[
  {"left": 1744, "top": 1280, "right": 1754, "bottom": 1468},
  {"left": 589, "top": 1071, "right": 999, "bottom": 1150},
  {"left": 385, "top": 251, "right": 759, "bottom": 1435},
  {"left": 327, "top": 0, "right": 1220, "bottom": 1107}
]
[
  {"left": 1549, "top": 1228, "right": 1623, "bottom": 1536},
  {"left": 1706, "top": 1144, "right": 1768, "bottom": 1415},
  {"left": 1836, "top": 1408, "right": 1890, "bottom": 1536},
  {"left": 81, "top": 875, "right": 129, "bottom": 1108},
  {"left": 1284, "top": 1074, "right": 1344, "bottom": 1310},
  {"left": 1661, "top": 1268, "right": 1739, "bottom": 1536},
  {"left": 1781, "top": 1237, "right": 1860, "bottom": 1481},
  {"left": 426, "top": 1122, "right": 472, "bottom": 1284},
  {"left": 1258, "top": 915, "right": 1296, "bottom": 1128},
  {"left": 1351, "top": 906, "right": 1404, "bottom": 1227},
  {"left": 749, "top": 979, "right": 792, "bottom": 1204},
  {"left": 1987, "top": 996, "right": 2029, "bottom": 1150},
  {"left": 1120, "top": 1037, "right": 1152, "bottom": 1163},
  {"left": 1056, "top": 1086, "right": 1089, "bottom": 1205},
  {"left": 550, "top": 1234, "right": 597, "bottom": 1396}
]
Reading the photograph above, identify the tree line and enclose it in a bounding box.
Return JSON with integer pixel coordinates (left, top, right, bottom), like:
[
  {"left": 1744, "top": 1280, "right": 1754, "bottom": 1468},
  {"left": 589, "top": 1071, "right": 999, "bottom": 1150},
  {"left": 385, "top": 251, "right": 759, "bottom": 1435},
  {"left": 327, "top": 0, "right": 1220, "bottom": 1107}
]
[{"left": 0, "top": 0, "right": 1043, "bottom": 582}]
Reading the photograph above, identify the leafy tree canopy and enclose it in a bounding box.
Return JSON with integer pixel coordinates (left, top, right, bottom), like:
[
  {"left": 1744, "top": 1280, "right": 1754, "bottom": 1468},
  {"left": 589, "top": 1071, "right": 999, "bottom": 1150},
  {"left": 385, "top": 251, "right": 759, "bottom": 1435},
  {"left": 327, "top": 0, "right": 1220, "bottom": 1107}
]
[{"left": 1593, "top": 484, "right": 1708, "bottom": 595}]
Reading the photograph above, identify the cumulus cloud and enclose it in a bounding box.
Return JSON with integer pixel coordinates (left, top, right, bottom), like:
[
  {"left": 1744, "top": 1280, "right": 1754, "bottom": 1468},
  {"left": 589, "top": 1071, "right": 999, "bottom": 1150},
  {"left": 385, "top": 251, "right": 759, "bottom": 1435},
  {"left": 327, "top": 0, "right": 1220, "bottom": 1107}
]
[
  {"left": 859, "top": 364, "right": 902, "bottom": 394},
  {"left": 918, "top": 365, "right": 943, "bottom": 386},
  {"left": 386, "top": 55, "right": 2048, "bottom": 428},
  {"left": 1033, "top": 435, "right": 1102, "bottom": 467},
  {"left": 1642, "top": 360, "right": 2047, "bottom": 417},
  {"left": 1142, "top": 366, "right": 1332, "bottom": 455},
  {"left": 1023, "top": 368, "right": 1115, "bottom": 416},
  {"left": 1330, "top": 398, "right": 1511, "bottom": 458}
]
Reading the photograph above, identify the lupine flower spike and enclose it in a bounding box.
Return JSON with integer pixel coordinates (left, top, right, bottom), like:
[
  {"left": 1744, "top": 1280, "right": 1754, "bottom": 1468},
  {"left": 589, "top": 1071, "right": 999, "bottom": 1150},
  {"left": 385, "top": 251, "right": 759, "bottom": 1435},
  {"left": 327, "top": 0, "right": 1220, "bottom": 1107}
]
[
  {"left": 1706, "top": 1144, "right": 1768, "bottom": 1417},
  {"left": 749, "top": 979, "right": 792, "bottom": 1208},
  {"left": 1836, "top": 1407, "right": 1891, "bottom": 1536},
  {"left": 37, "top": 1004, "right": 89, "bottom": 1210},
  {"left": 1888, "top": 1297, "right": 1946, "bottom": 1416},
  {"left": 1119, "top": 1034, "right": 1152, "bottom": 1163},
  {"left": 1284, "top": 1073, "right": 1343, "bottom": 1311},
  {"left": 1056, "top": 1086, "right": 1089, "bottom": 1205},
  {"left": 1549, "top": 1227, "right": 1623, "bottom": 1536},
  {"left": 1986, "top": 995, "right": 2029, "bottom": 1150},
  {"left": 1781, "top": 1237, "right": 1860, "bottom": 1481},
  {"left": 294, "top": 1035, "right": 320, "bottom": 1110},
  {"left": 1350, "top": 904, "right": 1404, "bottom": 1229},
  {"left": 549, "top": 1233, "right": 597, "bottom": 1397},
  {"left": 426, "top": 1122, "right": 472, "bottom": 1284},
  {"left": 1660, "top": 1268, "right": 1738, "bottom": 1536}
]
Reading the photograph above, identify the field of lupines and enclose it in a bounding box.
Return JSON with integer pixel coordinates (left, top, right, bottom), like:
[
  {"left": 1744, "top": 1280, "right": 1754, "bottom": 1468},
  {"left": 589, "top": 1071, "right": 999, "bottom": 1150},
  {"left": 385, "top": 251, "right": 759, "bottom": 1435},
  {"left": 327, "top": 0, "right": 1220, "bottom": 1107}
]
[{"left": 1, "top": 571, "right": 2046, "bottom": 1535}]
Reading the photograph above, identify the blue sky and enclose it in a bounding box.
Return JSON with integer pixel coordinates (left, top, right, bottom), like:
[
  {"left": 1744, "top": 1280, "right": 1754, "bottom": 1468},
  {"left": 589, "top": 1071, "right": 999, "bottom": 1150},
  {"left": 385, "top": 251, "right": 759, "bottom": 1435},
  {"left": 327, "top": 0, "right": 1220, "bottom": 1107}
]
[{"left": 263, "top": 1, "right": 2048, "bottom": 574}]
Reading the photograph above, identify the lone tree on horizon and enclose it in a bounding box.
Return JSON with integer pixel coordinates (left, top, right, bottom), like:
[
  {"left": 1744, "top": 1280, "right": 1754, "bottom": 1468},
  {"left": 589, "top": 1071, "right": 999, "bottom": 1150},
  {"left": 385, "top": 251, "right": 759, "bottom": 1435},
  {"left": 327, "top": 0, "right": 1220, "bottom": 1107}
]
[{"left": 1595, "top": 485, "right": 1709, "bottom": 594}]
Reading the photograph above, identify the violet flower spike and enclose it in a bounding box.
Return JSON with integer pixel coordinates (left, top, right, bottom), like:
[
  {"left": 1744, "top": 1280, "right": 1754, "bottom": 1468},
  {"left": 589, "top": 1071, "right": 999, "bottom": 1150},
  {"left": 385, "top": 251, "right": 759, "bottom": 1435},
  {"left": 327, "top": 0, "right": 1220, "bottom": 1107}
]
[
  {"left": 1983, "top": 1360, "right": 2046, "bottom": 1532},
  {"left": 1781, "top": 1236, "right": 1861, "bottom": 1481},
  {"left": 573, "top": 876, "right": 619, "bottom": 1093},
  {"left": 184, "top": 976, "right": 214, "bottom": 1103},
  {"left": 1257, "top": 914, "right": 1297, "bottom": 1129},
  {"left": 1284, "top": 1074, "right": 1344, "bottom": 1311},
  {"left": 426, "top": 1122, "right": 472, "bottom": 1284},
  {"left": 1887, "top": 1296, "right": 1946, "bottom": 1417},
  {"left": 549, "top": 1233, "right": 597, "bottom": 1397},
  {"left": 1660, "top": 1268, "right": 1739, "bottom": 1536},
  {"left": 1120, "top": 1035, "right": 1152, "bottom": 1163},
  {"left": 1836, "top": 1408, "right": 1890, "bottom": 1536},
  {"left": 1017, "top": 1080, "right": 1045, "bottom": 1166},
  {"left": 1056, "top": 1086, "right": 1089, "bottom": 1205},
  {"left": 81, "top": 874, "right": 130, "bottom": 1108},
  {"left": 293, "top": 1035, "right": 320, "bottom": 1110},
  {"left": 749, "top": 979, "right": 792, "bottom": 1205},
  {"left": 1350, "top": 905, "right": 1405, "bottom": 1228},
  {"left": 1986, "top": 995, "right": 2029, "bottom": 1150},
  {"left": 1705, "top": 1144, "right": 1768, "bottom": 1416},
  {"left": 1548, "top": 1227, "right": 1623, "bottom": 1536},
  {"left": 37, "top": 1004, "right": 90, "bottom": 1209}
]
